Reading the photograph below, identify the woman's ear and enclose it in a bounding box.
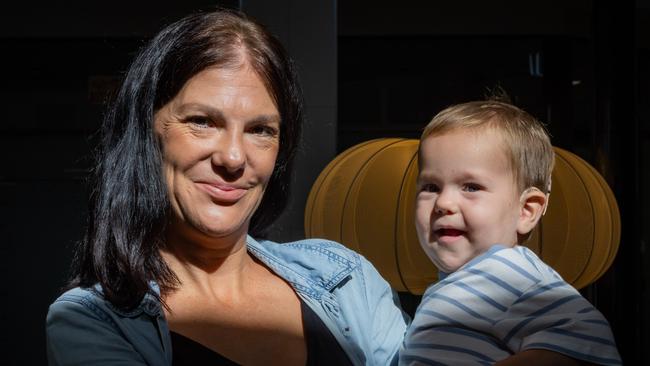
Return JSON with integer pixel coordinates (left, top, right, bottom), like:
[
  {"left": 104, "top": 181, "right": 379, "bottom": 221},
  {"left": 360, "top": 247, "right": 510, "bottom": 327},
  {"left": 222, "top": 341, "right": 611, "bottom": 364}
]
[{"left": 517, "top": 187, "right": 548, "bottom": 236}]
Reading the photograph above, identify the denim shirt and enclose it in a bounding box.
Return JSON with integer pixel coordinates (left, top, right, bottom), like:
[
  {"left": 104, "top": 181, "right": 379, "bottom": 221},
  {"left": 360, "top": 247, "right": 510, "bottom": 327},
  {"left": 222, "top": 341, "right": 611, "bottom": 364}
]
[{"left": 46, "top": 236, "right": 409, "bottom": 366}]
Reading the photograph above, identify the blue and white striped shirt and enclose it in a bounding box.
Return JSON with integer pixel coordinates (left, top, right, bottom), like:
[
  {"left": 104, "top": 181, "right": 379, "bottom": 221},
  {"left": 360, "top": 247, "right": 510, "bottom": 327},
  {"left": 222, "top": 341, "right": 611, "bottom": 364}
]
[{"left": 400, "top": 245, "right": 621, "bottom": 366}]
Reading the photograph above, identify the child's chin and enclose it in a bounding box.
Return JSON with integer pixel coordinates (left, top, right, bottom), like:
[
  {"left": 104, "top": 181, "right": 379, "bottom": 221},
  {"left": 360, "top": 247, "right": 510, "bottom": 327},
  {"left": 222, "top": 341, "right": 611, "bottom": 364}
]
[{"left": 435, "top": 258, "right": 463, "bottom": 273}]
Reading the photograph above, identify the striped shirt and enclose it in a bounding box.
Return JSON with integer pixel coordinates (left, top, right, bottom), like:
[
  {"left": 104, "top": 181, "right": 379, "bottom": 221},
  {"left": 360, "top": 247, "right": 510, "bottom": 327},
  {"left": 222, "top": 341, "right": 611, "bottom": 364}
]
[{"left": 400, "top": 245, "right": 621, "bottom": 366}]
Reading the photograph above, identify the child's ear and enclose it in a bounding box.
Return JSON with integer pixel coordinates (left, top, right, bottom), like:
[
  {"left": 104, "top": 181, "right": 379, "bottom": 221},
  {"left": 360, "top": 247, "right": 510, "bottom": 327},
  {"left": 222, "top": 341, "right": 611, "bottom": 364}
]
[{"left": 517, "top": 187, "right": 548, "bottom": 236}]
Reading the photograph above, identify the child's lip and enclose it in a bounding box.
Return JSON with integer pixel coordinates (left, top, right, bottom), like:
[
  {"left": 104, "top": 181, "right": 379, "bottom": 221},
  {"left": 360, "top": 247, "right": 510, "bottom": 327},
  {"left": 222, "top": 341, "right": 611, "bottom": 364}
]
[{"left": 435, "top": 228, "right": 465, "bottom": 237}]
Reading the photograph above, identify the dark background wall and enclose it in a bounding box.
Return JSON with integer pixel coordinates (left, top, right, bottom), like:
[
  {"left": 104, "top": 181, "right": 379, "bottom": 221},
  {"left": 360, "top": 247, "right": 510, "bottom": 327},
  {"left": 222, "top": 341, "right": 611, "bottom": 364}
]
[{"left": 0, "top": 0, "right": 647, "bottom": 364}]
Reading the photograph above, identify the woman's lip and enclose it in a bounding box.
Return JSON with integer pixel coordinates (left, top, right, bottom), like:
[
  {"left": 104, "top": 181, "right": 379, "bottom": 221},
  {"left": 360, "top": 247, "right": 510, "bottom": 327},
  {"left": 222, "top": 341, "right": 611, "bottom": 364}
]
[{"left": 195, "top": 182, "right": 248, "bottom": 202}]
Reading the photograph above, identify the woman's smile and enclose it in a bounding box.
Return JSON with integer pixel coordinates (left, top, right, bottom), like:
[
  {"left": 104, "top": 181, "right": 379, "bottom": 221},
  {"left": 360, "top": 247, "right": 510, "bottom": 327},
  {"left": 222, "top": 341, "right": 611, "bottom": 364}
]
[{"left": 195, "top": 181, "right": 249, "bottom": 204}]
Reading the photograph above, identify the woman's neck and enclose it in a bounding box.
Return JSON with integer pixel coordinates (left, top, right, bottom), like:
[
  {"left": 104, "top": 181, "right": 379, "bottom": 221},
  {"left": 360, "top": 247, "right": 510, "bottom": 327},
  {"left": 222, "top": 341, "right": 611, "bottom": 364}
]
[{"left": 160, "top": 222, "right": 254, "bottom": 299}]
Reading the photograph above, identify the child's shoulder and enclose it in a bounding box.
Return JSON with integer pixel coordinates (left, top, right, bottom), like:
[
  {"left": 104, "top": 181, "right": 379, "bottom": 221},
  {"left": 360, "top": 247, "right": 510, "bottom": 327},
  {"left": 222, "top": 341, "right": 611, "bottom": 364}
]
[
  {"left": 482, "top": 245, "right": 564, "bottom": 281},
  {"left": 436, "top": 245, "right": 565, "bottom": 294}
]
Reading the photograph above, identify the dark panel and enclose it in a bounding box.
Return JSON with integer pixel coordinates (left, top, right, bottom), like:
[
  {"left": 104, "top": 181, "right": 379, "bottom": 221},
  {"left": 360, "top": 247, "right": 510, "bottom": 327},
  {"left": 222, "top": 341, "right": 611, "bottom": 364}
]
[
  {"left": 339, "top": 0, "right": 592, "bottom": 37},
  {"left": 0, "top": 1, "right": 239, "bottom": 38},
  {"left": 0, "top": 37, "right": 143, "bottom": 365}
]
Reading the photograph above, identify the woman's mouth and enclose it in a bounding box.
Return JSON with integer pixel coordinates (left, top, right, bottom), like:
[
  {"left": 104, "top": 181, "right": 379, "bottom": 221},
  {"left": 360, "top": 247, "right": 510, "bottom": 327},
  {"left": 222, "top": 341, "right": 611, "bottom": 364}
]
[{"left": 195, "top": 182, "right": 248, "bottom": 203}]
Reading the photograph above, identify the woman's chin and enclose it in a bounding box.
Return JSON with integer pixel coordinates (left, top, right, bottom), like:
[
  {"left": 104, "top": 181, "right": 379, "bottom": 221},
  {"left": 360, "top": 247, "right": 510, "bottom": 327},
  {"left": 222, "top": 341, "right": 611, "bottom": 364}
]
[
  {"left": 171, "top": 213, "right": 249, "bottom": 244},
  {"left": 195, "top": 220, "right": 248, "bottom": 240}
]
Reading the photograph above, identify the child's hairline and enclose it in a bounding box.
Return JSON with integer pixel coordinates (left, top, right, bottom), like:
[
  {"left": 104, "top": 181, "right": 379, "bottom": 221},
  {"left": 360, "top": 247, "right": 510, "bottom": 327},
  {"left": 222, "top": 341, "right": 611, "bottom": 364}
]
[{"left": 417, "top": 101, "right": 554, "bottom": 195}]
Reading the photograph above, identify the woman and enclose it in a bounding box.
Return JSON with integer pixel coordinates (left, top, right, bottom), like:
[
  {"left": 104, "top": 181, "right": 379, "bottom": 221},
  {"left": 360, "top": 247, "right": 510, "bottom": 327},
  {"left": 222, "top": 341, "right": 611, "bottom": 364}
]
[{"left": 46, "top": 8, "right": 407, "bottom": 366}]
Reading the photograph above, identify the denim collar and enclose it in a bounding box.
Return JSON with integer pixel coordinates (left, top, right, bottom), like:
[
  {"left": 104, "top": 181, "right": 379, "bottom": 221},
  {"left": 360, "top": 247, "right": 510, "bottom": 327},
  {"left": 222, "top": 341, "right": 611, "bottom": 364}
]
[
  {"left": 246, "top": 235, "right": 358, "bottom": 300},
  {"left": 93, "top": 281, "right": 162, "bottom": 318}
]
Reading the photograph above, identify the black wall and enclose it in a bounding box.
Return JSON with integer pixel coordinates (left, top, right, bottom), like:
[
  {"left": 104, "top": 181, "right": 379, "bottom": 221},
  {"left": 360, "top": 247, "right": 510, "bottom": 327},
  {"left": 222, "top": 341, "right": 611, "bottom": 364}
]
[{"left": 1, "top": 1, "right": 647, "bottom": 364}]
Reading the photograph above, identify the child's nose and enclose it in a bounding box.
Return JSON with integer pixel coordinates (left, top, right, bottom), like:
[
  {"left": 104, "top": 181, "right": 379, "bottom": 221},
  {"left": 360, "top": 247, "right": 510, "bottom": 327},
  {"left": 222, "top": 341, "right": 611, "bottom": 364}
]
[{"left": 434, "top": 190, "right": 457, "bottom": 215}]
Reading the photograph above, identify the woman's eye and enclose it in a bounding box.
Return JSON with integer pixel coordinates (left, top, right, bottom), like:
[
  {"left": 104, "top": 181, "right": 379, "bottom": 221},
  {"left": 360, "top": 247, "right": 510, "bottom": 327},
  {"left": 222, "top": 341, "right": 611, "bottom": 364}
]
[
  {"left": 250, "top": 125, "right": 279, "bottom": 137},
  {"left": 463, "top": 183, "right": 481, "bottom": 192},
  {"left": 186, "top": 116, "right": 212, "bottom": 128},
  {"left": 421, "top": 183, "right": 439, "bottom": 193}
]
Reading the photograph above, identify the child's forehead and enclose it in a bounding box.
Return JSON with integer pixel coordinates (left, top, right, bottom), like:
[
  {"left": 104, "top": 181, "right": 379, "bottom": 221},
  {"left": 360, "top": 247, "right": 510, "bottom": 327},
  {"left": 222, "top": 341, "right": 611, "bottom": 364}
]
[
  {"left": 427, "top": 125, "right": 503, "bottom": 140},
  {"left": 418, "top": 128, "right": 517, "bottom": 180},
  {"left": 420, "top": 127, "right": 509, "bottom": 156}
]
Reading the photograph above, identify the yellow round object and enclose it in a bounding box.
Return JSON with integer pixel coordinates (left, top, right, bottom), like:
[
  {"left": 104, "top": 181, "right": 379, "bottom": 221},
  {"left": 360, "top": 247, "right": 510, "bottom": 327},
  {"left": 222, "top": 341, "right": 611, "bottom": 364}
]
[
  {"left": 555, "top": 148, "right": 612, "bottom": 289},
  {"left": 560, "top": 149, "right": 620, "bottom": 284},
  {"left": 304, "top": 138, "right": 403, "bottom": 253},
  {"left": 342, "top": 139, "right": 418, "bottom": 291},
  {"left": 305, "top": 138, "right": 621, "bottom": 293},
  {"left": 590, "top": 164, "right": 621, "bottom": 281},
  {"left": 395, "top": 144, "right": 438, "bottom": 294},
  {"left": 536, "top": 151, "right": 594, "bottom": 285}
]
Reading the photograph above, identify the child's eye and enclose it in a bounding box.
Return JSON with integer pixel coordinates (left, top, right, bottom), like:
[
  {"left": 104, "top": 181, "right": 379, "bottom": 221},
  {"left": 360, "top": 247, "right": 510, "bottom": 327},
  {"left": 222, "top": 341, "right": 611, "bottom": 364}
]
[
  {"left": 421, "top": 183, "right": 439, "bottom": 193},
  {"left": 463, "top": 183, "right": 482, "bottom": 192}
]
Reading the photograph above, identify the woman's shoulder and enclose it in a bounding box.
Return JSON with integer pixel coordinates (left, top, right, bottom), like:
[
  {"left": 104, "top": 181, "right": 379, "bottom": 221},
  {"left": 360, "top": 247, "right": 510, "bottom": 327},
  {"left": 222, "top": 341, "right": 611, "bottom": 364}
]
[
  {"left": 279, "top": 237, "right": 362, "bottom": 259},
  {"left": 250, "top": 236, "right": 363, "bottom": 266},
  {"left": 48, "top": 284, "right": 162, "bottom": 321},
  {"left": 46, "top": 286, "right": 113, "bottom": 345},
  {"left": 248, "top": 236, "right": 391, "bottom": 294},
  {"left": 46, "top": 285, "right": 170, "bottom": 365},
  {"left": 49, "top": 286, "right": 105, "bottom": 316}
]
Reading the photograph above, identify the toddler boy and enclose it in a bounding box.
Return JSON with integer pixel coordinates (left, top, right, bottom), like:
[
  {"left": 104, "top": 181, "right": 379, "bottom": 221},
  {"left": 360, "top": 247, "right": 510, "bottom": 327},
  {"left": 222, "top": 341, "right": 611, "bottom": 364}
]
[{"left": 400, "top": 100, "right": 621, "bottom": 365}]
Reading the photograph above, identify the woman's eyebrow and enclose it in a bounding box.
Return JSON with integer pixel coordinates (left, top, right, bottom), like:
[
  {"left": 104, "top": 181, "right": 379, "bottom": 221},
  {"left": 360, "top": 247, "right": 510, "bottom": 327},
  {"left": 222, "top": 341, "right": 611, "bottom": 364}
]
[
  {"left": 247, "top": 114, "right": 281, "bottom": 125},
  {"left": 175, "top": 103, "right": 280, "bottom": 124},
  {"left": 175, "top": 103, "right": 224, "bottom": 118}
]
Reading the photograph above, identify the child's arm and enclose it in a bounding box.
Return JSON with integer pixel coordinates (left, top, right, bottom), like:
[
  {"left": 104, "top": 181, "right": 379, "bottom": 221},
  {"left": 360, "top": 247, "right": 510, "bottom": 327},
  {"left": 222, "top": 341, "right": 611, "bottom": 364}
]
[
  {"left": 495, "top": 349, "right": 597, "bottom": 366},
  {"left": 492, "top": 248, "right": 621, "bottom": 365}
]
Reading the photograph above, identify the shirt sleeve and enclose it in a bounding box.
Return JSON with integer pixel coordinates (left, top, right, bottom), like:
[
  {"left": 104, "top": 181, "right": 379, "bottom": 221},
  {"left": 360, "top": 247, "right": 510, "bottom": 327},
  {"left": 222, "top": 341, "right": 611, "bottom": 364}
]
[
  {"left": 359, "top": 256, "right": 410, "bottom": 366},
  {"left": 494, "top": 279, "right": 622, "bottom": 366},
  {"left": 46, "top": 298, "right": 148, "bottom": 366}
]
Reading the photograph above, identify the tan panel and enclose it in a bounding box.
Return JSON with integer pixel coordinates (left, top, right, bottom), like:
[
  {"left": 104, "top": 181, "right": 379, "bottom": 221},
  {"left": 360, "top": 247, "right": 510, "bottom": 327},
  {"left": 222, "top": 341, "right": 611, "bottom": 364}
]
[
  {"left": 590, "top": 162, "right": 621, "bottom": 281},
  {"left": 343, "top": 140, "right": 416, "bottom": 291},
  {"left": 305, "top": 139, "right": 375, "bottom": 238},
  {"left": 538, "top": 152, "right": 593, "bottom": 285},
  {"left": 556, "top": 148, "right": 611, "bottom": 289},
  {"left": 395, "top": 143, "right": 438, "bottom": 294},
  {"left": 305, "top": 138, "right": 403, "bottom": 253},
  {"left": 560, "top": 149, "right": 620, "bottom": 285}
]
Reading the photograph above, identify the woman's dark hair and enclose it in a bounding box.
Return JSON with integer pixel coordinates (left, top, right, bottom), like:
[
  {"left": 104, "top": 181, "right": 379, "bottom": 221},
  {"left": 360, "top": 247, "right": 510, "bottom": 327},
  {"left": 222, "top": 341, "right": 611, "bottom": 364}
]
[{"left": 70, "top": 8, "right": 304, "bottom": 309}]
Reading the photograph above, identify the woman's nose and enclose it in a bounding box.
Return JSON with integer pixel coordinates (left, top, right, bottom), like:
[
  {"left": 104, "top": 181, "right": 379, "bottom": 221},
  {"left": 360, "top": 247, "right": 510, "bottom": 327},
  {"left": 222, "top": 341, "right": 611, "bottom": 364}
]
[{"left": 212, "top": 131, "right": 246, "bottom": 174}]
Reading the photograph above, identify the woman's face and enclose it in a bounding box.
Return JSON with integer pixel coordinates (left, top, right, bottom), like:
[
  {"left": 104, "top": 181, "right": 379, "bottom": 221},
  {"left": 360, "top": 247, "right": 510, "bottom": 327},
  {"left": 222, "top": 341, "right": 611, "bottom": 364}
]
[{"left": 154, "top": 64, "right": 280, "bottom": 244}]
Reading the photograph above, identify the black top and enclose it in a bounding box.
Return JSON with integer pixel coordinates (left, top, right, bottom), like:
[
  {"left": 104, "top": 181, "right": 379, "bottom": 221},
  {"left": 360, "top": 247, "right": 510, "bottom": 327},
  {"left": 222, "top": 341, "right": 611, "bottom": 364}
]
[{"left": 171, "top": 297, "right": 353, "bottom": 366}]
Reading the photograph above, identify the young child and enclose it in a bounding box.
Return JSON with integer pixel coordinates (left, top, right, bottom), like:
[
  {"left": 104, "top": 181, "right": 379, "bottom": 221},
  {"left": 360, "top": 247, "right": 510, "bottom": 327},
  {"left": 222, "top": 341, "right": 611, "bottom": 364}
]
[{"left": 400, "top": 100, "right": 621, "bottom": 365}]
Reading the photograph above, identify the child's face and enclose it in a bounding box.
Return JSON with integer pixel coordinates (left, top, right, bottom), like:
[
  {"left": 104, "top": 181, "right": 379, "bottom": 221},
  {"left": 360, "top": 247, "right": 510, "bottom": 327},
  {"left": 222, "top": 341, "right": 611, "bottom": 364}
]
[{"left": 416, "top": 128, "right": 523, "bottom": 273}]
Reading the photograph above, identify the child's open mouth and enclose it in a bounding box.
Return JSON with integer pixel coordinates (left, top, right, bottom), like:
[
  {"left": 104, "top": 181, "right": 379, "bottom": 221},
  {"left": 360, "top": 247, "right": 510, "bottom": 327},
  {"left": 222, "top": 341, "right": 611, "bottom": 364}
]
[
  {"left": 434, "top": 228, "right": 466, "bottom": 243},
  {"left": 435, "top": 228, "right": 465, "bottom": 237}
]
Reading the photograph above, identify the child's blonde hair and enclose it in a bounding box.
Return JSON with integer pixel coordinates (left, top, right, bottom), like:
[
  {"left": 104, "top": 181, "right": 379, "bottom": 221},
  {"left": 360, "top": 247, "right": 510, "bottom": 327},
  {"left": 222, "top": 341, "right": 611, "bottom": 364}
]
[{"left": 420, "top": 100, "right": 554, "bottom": 195}]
